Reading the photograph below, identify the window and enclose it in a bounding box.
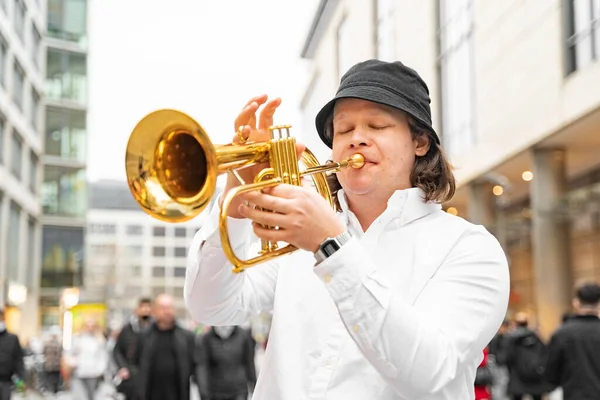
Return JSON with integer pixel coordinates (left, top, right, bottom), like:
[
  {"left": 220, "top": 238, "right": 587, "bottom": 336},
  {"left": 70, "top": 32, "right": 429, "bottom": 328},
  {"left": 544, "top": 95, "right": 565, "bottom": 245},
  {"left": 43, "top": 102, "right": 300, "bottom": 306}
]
[
  {"left": 7, "top": 202, "right": 21, "bottom": 282},
  {"left": 153, "top": 226, "right": 166, "bottom": 237},
  {"left": 152, "top": 266, "right": 165, "bottom": 277},
  {"left": 13, "top": 61, "right": 25, "bottom": 110},
  {"left": 46, "top": 48, "right": 87, "bottom": 104},
  {"left": 174, "top": 247, "right": 187, "bottom": 258},
  {"left": 11, "top": 130, "right": 23, "bottom": 180},
  {"left": 126, "top": 225, "right": 143, "bottom": 235},
  {"left": 126, "top": 245, "right": 142, "bottom": 256},
  {"left": 130, "top": 265, "right": 141, "bottom": 277},
  {"left": 14, "top": 0, "right": 26, "bottom": 43},
  {"left": 30, "top": 89, "right": 40, "bottom": 129},
  {"left": 27, "top": 218, "right": 36, "bottom": 287},
  {"left": 174, "top": 267, "right": 186, "bottom": 278},
  {"left": 174, "top": 227, "right": 187, "bottom": 238},
  {"left": 89, "top": 223, "right": 116, "bottom": 234},
  {"left": 29, "top": 150, "right": 38, "bottom": 193},
  {"left": 47, "top": 0, "right": 87, "bottom": 44},
  {"left": 0, "top": 37, "right": 6, "bottom": 87},
  {"left": 31, "top": 25, "right": 41, "bottom": 68},
  {"left": 152, "top": 246, "right": 165, "bottom": 257},
  {"left": 42, "top": 166, "right": 86, "bottom": 217},
  {"left": 45, "top": 107, "right": 87, "bottom": 161},
  {"left": 438, "top": 0, "right": 476, "bottom": 159},
  {"left": 376, "top": 0, "right": 396, "bottom": 61},
  {"left": 41, "top": 225, "right": 84, "bottom": 288},
  {"left": 566, "top": 0, "right": 600, "bottom": 73}
]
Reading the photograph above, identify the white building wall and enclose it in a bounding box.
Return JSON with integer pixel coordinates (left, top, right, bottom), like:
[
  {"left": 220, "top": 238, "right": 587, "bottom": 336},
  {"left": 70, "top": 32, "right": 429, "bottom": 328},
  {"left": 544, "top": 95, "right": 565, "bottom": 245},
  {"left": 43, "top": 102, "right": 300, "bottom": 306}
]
[
  {"left": 86, "top": 208, "right": 205, "bottom": 328},
  {"left": 0, "top": 0, "right": 46, "bottom": 341}
]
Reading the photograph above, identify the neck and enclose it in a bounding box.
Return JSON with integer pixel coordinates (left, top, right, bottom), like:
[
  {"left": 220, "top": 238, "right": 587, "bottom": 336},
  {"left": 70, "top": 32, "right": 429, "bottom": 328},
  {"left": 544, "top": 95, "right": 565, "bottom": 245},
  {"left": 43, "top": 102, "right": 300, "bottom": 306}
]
[
  {"left": 346, "top": 192, "right": 390, "bottom": 231},
  {"left": 157, "top": 321, "right": 174, "bottom": 330},
  {"left": 577, "top": 307, "right": 599, "bottom": 316}
]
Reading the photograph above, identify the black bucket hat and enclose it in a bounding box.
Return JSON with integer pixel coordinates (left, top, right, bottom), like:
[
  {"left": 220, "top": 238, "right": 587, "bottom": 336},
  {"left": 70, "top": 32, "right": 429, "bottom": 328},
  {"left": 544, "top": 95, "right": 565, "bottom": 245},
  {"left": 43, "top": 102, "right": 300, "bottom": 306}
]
[{"left": 315, "top": 59, "right": 439, "bottom": 148}]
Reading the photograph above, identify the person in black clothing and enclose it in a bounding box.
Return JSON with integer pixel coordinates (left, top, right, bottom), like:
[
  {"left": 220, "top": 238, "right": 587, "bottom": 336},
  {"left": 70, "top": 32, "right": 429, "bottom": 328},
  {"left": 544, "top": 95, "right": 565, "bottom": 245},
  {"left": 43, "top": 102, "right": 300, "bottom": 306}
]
[
  {"left": 504, "top": 312, "right": 551, "bottom": 400},
  {"left": 132, "top": 294, "right": 196, "bottom": 400},
  {"left": 113, "top": 297, "right": 153, "bottom": 399},
  {"left": 196, "top": 325, "right": 257, "bottom": 400},
  {"left": 545, "top": 281, "right": 600, "bottom": 400},
  {"left": 0, "top": 308, "right": 25, "bottom": 400}
]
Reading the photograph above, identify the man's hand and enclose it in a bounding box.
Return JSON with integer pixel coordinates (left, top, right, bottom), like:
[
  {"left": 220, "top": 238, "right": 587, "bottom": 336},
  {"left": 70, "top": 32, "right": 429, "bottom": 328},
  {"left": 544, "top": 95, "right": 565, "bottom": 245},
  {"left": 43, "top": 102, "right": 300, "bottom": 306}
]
[
  {"left": 238, "top": 184, "right": 346, "bottom": 253},
  {"left": 117, "top": 368, "right": 130, "bottom": 380}
]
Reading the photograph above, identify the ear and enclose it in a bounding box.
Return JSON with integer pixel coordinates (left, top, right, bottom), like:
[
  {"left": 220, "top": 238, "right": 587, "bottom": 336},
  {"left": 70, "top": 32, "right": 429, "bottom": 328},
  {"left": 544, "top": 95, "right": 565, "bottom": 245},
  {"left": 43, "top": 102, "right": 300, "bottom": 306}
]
[
  {"left": 573, "top": 298, "right": 580, "bottom": 310},
  {"left": 414, "top": 133, "right": 431, "bottom": 157}
]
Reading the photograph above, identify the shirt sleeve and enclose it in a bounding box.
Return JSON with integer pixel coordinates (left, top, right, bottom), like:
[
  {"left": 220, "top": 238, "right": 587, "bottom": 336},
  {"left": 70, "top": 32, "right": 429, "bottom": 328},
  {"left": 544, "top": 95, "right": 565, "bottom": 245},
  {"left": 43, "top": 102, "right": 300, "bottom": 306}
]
[
  {"left": 313, "top": 224, "right": 510, "bottom": 399},
  {"left": 544, "top": 331, "right": 564, "bottom": 386},
  {"left": 184, "top": 193, "right": 280, "bottom": 326}
]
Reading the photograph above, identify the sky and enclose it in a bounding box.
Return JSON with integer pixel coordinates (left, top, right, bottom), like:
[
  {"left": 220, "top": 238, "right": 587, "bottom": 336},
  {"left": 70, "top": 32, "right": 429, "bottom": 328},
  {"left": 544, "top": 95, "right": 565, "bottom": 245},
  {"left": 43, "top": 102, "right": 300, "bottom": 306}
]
[{"left": 87, "top": 0, "right": 321, "bottom": 182}]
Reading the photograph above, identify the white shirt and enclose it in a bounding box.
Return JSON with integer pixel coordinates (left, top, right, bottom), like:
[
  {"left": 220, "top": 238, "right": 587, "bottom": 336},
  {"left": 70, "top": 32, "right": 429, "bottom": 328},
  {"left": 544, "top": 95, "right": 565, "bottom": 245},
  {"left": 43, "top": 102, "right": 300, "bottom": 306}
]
[{"left": 185, "top": 188, "right": 510, "bottom": 400}]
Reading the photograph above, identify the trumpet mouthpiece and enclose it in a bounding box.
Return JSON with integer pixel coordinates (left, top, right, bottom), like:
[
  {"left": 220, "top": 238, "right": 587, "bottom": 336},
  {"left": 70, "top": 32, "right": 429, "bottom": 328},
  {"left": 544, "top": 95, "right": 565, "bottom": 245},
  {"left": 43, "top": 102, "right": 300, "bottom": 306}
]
[{"left": 349, "top": 153, "right": 365, "bottom": 169}]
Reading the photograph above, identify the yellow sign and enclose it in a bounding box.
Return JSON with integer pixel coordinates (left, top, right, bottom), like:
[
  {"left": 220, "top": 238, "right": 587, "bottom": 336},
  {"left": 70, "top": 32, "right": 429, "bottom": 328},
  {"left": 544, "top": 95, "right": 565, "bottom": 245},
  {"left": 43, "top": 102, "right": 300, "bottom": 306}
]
[{"left": 71, "top": 303, "right": 107, "bottom": 334}]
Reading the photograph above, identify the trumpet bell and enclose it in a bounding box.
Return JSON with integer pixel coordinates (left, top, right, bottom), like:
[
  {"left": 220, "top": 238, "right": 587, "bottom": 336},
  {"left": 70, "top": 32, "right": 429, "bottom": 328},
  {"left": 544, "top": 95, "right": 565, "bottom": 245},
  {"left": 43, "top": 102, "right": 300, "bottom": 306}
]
[{"left": 125, "top": 109, "right": 219, "bottom": 222}]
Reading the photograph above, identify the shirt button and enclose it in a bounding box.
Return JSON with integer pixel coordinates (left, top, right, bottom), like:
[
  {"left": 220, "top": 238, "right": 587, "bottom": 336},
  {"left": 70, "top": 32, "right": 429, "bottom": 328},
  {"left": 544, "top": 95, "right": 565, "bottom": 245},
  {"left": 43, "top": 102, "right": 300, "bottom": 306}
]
[
  {"left": 323, "top": 274, "right": 332, "bottom": 283},
  {"left": 353, "top": 324, "right": 360, "bottom": 333}
]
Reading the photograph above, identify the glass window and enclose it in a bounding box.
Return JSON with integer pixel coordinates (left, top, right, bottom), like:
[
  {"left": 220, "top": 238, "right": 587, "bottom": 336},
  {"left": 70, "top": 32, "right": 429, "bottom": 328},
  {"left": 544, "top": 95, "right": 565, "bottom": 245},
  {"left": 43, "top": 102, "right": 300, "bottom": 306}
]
[
  {"left": 174, "top": 267, "right": 186, "bottom": 278},
  {"left": 153, "top": 226, "right": 166, "bottom": 237},
  {"left": 7, "top": 201, "right": 21, "bottom": 282},
  {"left": 566, "top": 0, "right": 600, "bottom": 73},
  {"left": 29, "top": 150, "right": 38, "bottom": 193},
  {"left": 11, "top": 130, "right": 23, "bottom": 180},
  {"left": 152, "top": 247, "right": 165, "bottom": 257},
  {"left": 174, "top": 247, "right": 186, "bottom": 258},
  {"left": 30, "top": 89, "right": 40, "bottom": 130},
  {"left": 31, "top": 25, "right": 41, "bottom": 68},
  {"left": 46, "top": 48, "right": 87, "bottom": 104},
  {"left": 14, "top": 0, "right": 26, "bottom": 43},
  {"left": 13, "top": 61, "right": 25, "bottom": 110},
  {"left": 376, "top": 0, "right": 396, "bottom": 61},
  {"left": 0, "top": 38, "right": 6, "bottom": 88},
  {"left": 174, "top": 227, "right": 187, "bottom": 238},
  {"left": 41, "top": 225, "right": 84, "bottom": 288},
  {"left": 47, "top": 0, "right": 87, "bottom": 45},
  {"left": 126, "top": 245, "right": 142, "bottom": 256},
  {"left": 27, "top": 218, "right": 36, "bottom": 287},
  {"left": 45, "top": 107, "right": 87, "bottom": 162},
  {"left": 88, "top": 223, "right": 115, "bottom": 234},
  {"left": 152, "top": 266, "right": 165, "bottom": 277},
  {"left": 438, "top": 0, "right": 476, "bottom": 160},
  {"left": 41, "top": 166, "right": 86, "bottom": 217},
  {"left": 126, "top": 225, "right": 143, "bottom": 235}
]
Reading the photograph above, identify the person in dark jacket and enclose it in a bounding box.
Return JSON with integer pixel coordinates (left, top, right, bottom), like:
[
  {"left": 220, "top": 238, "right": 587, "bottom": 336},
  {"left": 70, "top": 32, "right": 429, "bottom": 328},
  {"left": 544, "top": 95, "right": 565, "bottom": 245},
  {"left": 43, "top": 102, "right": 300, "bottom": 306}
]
[
  {"left": 132, "top": 294, "right": 196, "bottom": 400},
  {"left": 0, "top": 308, "right": 25, "bottom": 400},
  {"left": 504, "top": 312, "right": 551, "bottom": 400},
  {"left": 113, "top": 297, "right": 153, "bottom": 399},
  {"left": 196, "top": 325, "right": 257, "bottom": 400},
  {"left": 545, "top": 282, "right": 600, "bottom": 400}
]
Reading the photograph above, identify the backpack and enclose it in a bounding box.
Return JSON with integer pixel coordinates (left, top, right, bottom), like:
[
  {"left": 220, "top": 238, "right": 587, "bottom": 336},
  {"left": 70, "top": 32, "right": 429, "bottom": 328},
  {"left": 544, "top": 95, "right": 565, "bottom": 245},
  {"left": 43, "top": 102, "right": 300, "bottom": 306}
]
[{"left": 513, "top": 334, "right": 547, "bottom": 383}]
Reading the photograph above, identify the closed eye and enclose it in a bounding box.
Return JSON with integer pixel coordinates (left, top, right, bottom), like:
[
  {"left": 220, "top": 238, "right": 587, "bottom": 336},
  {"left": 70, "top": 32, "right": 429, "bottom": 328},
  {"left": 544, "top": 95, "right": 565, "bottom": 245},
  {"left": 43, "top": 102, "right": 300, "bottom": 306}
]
[{"left": 370, "top": 124, "right": 394, "bottom": 130}]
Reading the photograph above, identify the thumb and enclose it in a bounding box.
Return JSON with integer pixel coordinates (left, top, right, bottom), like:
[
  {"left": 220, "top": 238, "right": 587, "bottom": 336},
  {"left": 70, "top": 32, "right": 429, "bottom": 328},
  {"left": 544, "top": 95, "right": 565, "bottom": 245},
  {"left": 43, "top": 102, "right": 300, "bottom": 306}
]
[{"left": 295, "top": 142, "right": 306, "bottom": 160}]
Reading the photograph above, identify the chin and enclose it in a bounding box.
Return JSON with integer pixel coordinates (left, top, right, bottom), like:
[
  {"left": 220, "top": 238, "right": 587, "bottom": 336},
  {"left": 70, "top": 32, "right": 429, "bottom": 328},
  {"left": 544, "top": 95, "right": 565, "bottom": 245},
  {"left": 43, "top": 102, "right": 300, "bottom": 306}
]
[{"left": 339, "top": 177, "right": 377, "bottom": 196}]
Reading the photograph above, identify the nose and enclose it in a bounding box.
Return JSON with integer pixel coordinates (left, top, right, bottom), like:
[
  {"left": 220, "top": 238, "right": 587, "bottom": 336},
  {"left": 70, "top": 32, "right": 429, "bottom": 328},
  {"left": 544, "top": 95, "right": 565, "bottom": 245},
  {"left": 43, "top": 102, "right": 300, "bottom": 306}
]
[{"left": 348, "top": 129, "right": 372, "bottom": 149}]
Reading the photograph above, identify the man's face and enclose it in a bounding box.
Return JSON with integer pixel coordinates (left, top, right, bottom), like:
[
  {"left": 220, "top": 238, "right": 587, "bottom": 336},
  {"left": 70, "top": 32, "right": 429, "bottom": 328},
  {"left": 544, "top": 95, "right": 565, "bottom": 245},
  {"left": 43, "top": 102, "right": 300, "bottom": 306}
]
[
  {"left": 153, "top": 296, "right": 175, "bottom": 325},
  {"left": 331, "top": 98, "right": 429, "bottom": 201},
  {"left": 137, "top": 302, "right": 152, "bottom": 319}
]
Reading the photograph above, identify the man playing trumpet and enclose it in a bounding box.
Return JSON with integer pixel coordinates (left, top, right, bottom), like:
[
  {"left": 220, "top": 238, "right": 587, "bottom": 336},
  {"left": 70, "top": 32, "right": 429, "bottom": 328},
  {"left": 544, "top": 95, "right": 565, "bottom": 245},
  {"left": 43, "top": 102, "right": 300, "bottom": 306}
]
[{"left": 185, "top": 59, "right": 510, "bottom": 400}]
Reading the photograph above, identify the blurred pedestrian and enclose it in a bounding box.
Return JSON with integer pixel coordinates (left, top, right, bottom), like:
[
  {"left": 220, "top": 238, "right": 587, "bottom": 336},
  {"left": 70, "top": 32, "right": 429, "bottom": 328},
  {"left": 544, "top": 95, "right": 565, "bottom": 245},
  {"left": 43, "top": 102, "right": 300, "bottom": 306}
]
[
  {"left": 42, "top": 326, "right": 62, "bottom": 394},
  {"left": 0, "top": 308, "right": 25, "bottom": 400}
]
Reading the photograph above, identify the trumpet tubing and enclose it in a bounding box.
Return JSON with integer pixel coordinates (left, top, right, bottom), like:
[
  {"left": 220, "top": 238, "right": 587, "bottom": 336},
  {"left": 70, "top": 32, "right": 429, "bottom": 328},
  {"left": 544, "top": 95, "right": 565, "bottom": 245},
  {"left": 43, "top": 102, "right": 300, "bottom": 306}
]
[{"left": 124, "top": 109, "right": 364, "bottom": 272}]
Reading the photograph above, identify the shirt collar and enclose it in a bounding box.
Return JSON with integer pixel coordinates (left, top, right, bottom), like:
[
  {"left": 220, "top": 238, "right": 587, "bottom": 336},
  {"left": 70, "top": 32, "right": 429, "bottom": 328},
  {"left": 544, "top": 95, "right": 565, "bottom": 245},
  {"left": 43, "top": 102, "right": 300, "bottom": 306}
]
[{"left": 338, "top": 187, "right": 442, "bottom": 228}]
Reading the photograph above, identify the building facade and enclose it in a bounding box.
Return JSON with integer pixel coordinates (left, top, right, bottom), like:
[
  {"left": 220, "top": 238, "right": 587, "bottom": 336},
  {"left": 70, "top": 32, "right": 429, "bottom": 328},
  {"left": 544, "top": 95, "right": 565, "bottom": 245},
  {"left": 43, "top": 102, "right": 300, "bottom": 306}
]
[
  {"left": 40, "top": 0, "right": 88, "bottom": 328},
  {"left": 0, "top": 0, "right": 45, "bottom": 340},
  {"left": 300, "top": 0, "right": 600, "bottom": 338},
  {"left": 86, "top": 180, "right": 204, "bottom": 328}
]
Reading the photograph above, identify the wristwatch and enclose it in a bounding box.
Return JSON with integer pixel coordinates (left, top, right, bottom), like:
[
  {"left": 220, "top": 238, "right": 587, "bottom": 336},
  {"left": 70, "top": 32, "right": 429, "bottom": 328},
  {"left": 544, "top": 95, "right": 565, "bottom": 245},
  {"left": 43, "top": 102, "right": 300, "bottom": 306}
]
[{"left": 314, "top": 231, "right": 352, "bottom": 264}]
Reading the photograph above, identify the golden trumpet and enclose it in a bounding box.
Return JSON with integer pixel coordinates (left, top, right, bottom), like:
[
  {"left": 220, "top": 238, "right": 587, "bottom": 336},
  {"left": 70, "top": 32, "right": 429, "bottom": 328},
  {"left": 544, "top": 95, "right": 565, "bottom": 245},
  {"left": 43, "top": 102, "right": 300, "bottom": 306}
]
[{"left": 125, "top": 109, "right": 364, "bottom": 273}]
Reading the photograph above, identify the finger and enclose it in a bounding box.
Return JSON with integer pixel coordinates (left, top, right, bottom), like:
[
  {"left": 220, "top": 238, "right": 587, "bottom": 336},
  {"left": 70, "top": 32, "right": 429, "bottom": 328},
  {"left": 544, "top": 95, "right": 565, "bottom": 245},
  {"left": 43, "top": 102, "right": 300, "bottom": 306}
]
[
  {"left": 234, "top": 102, "right": 260, "bottom": 133},
  {"left": 232, "top": 125, "right": 252, "bottom": 144},
  {"left": 241, "top": 189, "right": 295, "bottom": 214},
  {"left": 252, "top": 223, "right": 289, "bottom": 244},
  {"left": 258, "top": 98, "right": 282, "bottom": 130},
  {"left": 238, "top": 204, "right": 289, "bottom": 228},
  {"left": 263, "top": 183, "right": 305, "bottom": 200},
  {"left": 296, "top": 142, "right": 306, "bottom": 159}
]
